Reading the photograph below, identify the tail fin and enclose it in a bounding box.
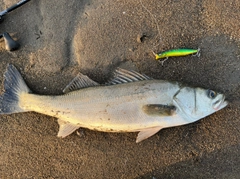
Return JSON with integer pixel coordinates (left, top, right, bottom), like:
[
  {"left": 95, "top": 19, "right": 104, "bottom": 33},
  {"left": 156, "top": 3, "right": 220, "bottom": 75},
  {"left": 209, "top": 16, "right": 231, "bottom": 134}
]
[{"left": 0, "top": 64, "right": 31, "bottom": 114}]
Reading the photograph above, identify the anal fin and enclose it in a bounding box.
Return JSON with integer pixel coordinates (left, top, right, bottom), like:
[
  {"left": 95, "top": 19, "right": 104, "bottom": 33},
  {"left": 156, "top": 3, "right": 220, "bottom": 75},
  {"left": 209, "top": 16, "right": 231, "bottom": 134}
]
[
  {"left": 57, "top": 119, "right": 80, "bottom": 138},
  {"left": 136, "top": 126, "right": 163, "bottom": 143}
]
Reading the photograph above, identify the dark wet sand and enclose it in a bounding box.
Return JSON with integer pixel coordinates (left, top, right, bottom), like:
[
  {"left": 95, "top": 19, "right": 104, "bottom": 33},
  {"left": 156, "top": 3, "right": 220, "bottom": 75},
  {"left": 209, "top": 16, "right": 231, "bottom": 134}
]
[{"left": 0, "top": 0, "right": 239, "bottom": 178}]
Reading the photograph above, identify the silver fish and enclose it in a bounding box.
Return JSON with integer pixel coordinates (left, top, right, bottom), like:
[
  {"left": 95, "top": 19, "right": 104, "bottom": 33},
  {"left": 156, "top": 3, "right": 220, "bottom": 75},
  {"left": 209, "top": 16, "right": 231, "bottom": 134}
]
[{"left": 0, "top": 65, "right": 228, "bottom": 142}]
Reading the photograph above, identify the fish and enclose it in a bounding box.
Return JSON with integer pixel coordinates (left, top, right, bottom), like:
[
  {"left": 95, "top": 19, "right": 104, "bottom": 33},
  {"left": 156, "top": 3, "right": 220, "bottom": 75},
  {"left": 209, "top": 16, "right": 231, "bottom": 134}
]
[{"left": 0, "top": 64, "right": 228, "bottom": 143}]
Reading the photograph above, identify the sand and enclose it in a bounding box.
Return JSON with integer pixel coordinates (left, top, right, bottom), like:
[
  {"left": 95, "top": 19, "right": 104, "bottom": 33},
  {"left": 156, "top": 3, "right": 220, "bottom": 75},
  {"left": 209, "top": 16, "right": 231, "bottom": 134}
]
[{"left": 0, "top": 0, "right": 239, "bottom": 178}]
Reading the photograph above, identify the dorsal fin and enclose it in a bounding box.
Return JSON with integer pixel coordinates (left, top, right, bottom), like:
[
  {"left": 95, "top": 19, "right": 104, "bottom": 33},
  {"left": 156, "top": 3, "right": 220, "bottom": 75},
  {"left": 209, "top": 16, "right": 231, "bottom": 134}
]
[
  {"left": 107, "top": 68, "right": 151, "bottom": 85},
  {"left": 63, "top": 73, "right": 99, "bottom": 93}
]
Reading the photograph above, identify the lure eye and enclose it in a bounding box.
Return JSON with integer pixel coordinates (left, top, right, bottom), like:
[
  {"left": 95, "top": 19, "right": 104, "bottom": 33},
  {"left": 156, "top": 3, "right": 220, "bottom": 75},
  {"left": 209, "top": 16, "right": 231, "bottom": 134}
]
[{"left": 208, "top": 90, "right": 217, "bottom": 99}]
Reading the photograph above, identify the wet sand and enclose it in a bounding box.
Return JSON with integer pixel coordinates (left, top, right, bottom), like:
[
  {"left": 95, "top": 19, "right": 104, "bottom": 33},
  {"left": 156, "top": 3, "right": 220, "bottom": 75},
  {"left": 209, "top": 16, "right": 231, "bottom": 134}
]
[{"left": 0, "top": 0, "right": 239, "bottom": 178}]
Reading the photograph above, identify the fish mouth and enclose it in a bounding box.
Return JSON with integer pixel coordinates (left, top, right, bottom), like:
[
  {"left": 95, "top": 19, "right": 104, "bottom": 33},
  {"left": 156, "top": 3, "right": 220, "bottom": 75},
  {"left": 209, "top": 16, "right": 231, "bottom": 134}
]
[{"left": 213, "top": 96, "right": 228, "bottom": 111}]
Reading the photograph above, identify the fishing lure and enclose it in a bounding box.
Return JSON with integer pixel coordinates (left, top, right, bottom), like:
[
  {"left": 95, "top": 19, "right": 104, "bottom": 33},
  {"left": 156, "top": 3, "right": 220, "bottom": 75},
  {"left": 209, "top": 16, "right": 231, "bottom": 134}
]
[{"left": 153, "top": 48, "right": 200, "bottom": 65}]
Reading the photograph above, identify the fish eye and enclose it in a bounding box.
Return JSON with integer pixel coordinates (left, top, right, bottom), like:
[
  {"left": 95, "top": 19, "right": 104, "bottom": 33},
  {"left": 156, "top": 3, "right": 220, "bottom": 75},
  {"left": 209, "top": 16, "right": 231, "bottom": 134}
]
[{"left": 208, "top": 90, "right": 217, "bottom": 99}]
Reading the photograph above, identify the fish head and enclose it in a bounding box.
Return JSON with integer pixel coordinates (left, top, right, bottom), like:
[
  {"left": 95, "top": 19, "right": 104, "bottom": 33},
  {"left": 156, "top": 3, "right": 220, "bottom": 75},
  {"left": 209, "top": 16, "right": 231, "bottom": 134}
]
[{"left": 173, "top": 87, "right": 228, "bottom": 122}]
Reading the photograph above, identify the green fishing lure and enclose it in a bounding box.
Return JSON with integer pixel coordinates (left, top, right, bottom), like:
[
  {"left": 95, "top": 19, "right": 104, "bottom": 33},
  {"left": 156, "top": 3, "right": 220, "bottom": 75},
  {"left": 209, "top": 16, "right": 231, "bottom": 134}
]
[{"left": 155, "top": 48, "right": 200, "bottom": 60}]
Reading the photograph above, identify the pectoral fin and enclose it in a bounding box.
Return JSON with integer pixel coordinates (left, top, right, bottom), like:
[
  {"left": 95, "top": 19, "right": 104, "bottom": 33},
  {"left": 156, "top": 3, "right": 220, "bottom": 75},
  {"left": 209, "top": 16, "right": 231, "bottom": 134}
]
[
  {"left": 142, "top": 104, "right": 176, "bottom": 116},
  {"left": 136, "top": 126, "right": 163, "bottom": 143},
  {"left": 57, "top": 119, "right": 80, "bottom": 138}
]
